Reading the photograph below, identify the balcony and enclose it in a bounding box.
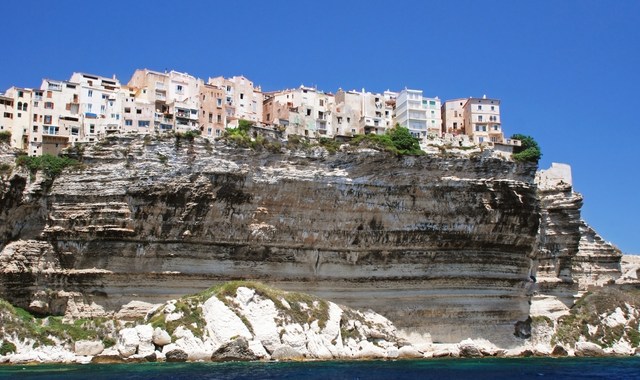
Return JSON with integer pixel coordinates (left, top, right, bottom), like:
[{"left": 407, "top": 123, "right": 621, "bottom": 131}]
[{"left": 155, "top": 92, "right": 166, "bottom": 101}]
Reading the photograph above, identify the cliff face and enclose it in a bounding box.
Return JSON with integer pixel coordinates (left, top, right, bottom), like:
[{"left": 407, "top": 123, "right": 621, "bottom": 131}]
[{"left": 0, "top": 136, "right": 540, "bottom": 346}]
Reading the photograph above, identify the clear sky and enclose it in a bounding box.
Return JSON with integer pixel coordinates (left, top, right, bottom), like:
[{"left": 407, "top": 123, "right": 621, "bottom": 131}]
[{"left": 2, "top": 0, "right": 639, "bottom": 253}]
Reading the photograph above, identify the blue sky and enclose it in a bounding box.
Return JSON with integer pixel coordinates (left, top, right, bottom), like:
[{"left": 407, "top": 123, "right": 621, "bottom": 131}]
[{"left": 2, "top": 0, "right": 639, "bottom": 253}]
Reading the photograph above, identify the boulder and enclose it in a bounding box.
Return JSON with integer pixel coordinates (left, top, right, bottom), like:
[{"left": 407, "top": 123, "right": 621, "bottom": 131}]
[
  {"left": 152, "top": 327, "right": 172, "bottom": 346},
  {"left": 74, "top": 340, "right": 105, "bottom": 356},
  {"left": 575, "top": 342, "right": 606, "bottom": 357},
  {"left": 135, "top": 324, "right": 155, "bottom": 356},
  {"left": 115, "top": 301, "right": 159, "bottom": 320},
  {"left": 211, "top": 337, "right": 259, "bottom": 361},
  {"left": 551, "top": 345, "right": 569, "bottom": 357},
  {"left": 165, "top": 349, "right": 188, "bottom": 362},
  {"left": 271, "top": 345, "right": 304, "bottom": 361},
  {"left": 117, "top": 328, "right": 140, "bottom": 357},
  {"left": 398, "top": 345, "right": 423, "bottom": 359},
  {"left": 458, "top": 340, "right": 483, "bottom": 358}
]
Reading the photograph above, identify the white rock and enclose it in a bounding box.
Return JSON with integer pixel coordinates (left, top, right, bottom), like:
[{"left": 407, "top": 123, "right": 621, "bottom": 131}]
[
  {"left": 153, "top": 327, "right": 172, "bottom": 346},
  {"left": 248, "top": 339, "right": 270, "bottom": 359},
  {"left": 603, "top": 307, "right": 627, "bottom": 328},
  {"left": 235, "top": 287, "right": 255, "bottom": 306},
  {"left": 115, "top": 301, "right": 159, "bottom": 320},
  {"left": 135, "top": 324, "right": 155, "bottom": 356},
  {"left": 235, "top": 291, "right": 281, "bottom": 352},
  {"left": 281, "top": 323, "right": 308, "bottom": 355},
  {"left": 74, "top": 340, "right": 105, "bottom": 356},
  {"left": 202, "top": 295, "right": 252, "bottom": 348},
  {"left": 398, "top": 345, "right": 424, "bottom": 358},
  {"left": 173, "top": 326, "right": 214, "bottom": 361},
  {"left": 353, "top": 340, "right": 386, "bottom": 359},
  {"left": 306, "top": 330, "right": 333, "bottom": 359},
  {"left": 117, "top": 328, "right": 140, "bottom": 357}
]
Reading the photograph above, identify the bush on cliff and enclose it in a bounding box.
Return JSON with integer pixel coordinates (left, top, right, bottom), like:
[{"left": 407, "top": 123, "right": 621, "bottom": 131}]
[
  {"left": 16, "top": 154, "right": 81, "bottom": 177},
  {"left": 351, "top": 125, "right": 423, "bottom": 156},
  {"left": 0, "top": 131, "right": 11, "bottom": 144},
  {"left": 511, "top": 134, "right": 541, "bottom": 163}
]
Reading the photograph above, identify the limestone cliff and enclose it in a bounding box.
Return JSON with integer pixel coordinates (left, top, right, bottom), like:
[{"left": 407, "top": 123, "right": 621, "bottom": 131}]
[{"left": 0, "top": 135, "right": 540, "bottom": 346}]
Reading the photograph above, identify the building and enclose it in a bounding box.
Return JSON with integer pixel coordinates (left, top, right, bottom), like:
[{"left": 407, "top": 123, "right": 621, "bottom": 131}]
[
  {"left": 207, "top": 75, "right": 263, "bottom": 128},
  {"left": 127, "top": 69, "right": 200, "bottom": 133},
  {"left": 394, "top": 89, "right": 441, "bottom": 140},
  {"left": 198, "top": 83, "right": 226, "bottom": 137},
  {"left": 264, "top": 86, "right": 334, "bottom": 138},
  {"left": 441, "top": 98, "right": 467, "bottom": 135},
  {"left": 69, "top": 73, "right": 123, "bottom": 142},
  {"left": 462, "top": 96, "right": 503, "bottom": 144}
]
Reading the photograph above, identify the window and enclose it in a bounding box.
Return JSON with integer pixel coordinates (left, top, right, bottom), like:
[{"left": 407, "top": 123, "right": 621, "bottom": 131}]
[
  {"left": 136, "top": 109, "right": 142, "bottom": 114},
  {"left": 89, "top": 124, "right": 95, "bottom": 134},
  {"left": 18, "top": 91, "right": 24, "bottom": 98},
  {"left": 319, "top": 99, "right": 324, "bottom": 106},
  {"left": 47, "top": 91, "right": 52, "bottom": 98},
  {"left": 45, "top": 102, "right": 54, "bottom": 109},
  {"left": 490, "top": 106, "right": 495, "bottom": 111},
  {"left": 306, "top": 109, "right": 311, "bottom": 116},
  {"left": 87, "top": 104, "right": 92, "bottom": 112},
  {"left": 240, "top": 93, "right": 244, "bottom": 100},
  {"left": 477, "top": 105, "right": 482, "bottom": 110},
  {"left": 208, "top": 113, "right": 213, "bottom": 122},
  {"left": 216, "top": 98, "right": 222, "bottom": 107},
  {"left": 337, "top": 116, "right": 343, "bottom": 123},
  {"left": 88, "top": 90, "right": 93, "bottom": 97},
  {"left": 478, "top": 115, "right": 483, "bottom": 121},
  {"left": 176, "top": 85, "right": 183, "bottom": 93},
  {"left": 33, "top": 114, "right": 38, "bottom": 122},
  {"left": 100, "top": 105, "right": 106, "bottom": 114},
  {"left": 125, "top": 119, "right": 133, "bottom": 126},
  {"left": 138, "top": 120, "right": 150, "bottom": 127},
  {"left": 44, "top": 115, "right": 52, "bottom": 124},
  {"left": 125, "top": 107, "right": 131, "bottom": 113},
  {"left": 71, "top": 127, "right": 79, "bottom": 136},
  {"left": 102, "top": 94, "right": 108, "bottom": 100},
  {"left": 217, "top": 114, "right": 222, "bottom": 123},
  {"left": 33, "top": 125, "right": 38, "bottom": 132}
]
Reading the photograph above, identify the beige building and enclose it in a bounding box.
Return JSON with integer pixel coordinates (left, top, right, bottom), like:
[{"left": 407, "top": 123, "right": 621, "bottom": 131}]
[
  {"left": 264, "top": 86, "right": 334, "bottom": 138},
  {"left": 198, "top": 83, "right": 226, "bottom": 137},
  {"left": 441, "top": 98, "right": 467, "bottom": 135},
  {"left": 463, "top": 97, "right": 503, "bottom": 144},
  {"left": 0, "top": 92, "right": 16, "bottom": 147},
  {"left": 127, "top": 69, "right": 200, "bottom": 133},
  {"left": 207, "top": 75, "right": 263, "bottom": 128},
  {"left": 333, "top": 90, "right": 362, "bottom": 136}
]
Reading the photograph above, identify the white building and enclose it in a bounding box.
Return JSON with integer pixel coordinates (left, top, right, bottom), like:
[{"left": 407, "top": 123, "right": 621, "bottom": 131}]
[
  {"left": 264, "top": 86, "right": 334, "bottom": 138},
  {"left": 394, "top": 89, "right": 441, "bottom": 140},
  {"left": 208, "top": 75, "right": 263, "bottom": 128},
  {"left": 69, "top": 73, "right": 123, "bottom": 141}
]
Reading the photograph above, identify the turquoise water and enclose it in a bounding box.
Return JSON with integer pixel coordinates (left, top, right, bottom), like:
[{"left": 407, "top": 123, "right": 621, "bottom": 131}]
[{"left": 1, "top": 357, "right": 639, "bottom": 379}]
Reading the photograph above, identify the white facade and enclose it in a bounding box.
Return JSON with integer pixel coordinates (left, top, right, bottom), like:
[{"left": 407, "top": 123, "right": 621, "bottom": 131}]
[
  {"left": 266, "top": 86, "right": 334, "bottom": 138},
  {"left": 395, "top": 89, "right": 441, "bottom": 140},
  {"left": 70, "top": 72, "right": 123, "bottom": 141},
  {"left": 208, "top": 75, "right": 263, "bottom": 128}
]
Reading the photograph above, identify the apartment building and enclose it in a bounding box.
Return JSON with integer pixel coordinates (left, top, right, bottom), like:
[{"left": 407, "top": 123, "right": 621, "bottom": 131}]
[
  {"left": 395, "top": 89, "right": 441, "bottom": 140},
  {"left": 264, "top": 86, "right": 334, "bottom": 138},
  {"left": 463, "top": 97, "right": 503, "bottom": 144},
  {"left": 441, "top": 98, "right": 467, "bottom": 135},
  {"left": 207, "top": 75, "right": 263, "bottom": 128},
  {"left": 0, "top": 94, "right": 14, "bottom": 141},
  {"left": 127, "top": 69, "right": 199, "bottom": 133},
  {"left": 333, "top": 90, "right": 362, "bottom": 136},
  {"left": 198, "top": 83, "right": 226, "bottom": 137}
]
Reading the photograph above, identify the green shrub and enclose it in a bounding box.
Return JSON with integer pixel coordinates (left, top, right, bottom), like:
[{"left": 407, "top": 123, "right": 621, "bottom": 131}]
[
  {"left": 16, "top": 154, "right": 81, "bottom": 177},
  {"left": 0, "top": 131, "right": 11, "bottom": 144},
  {"left": 511, "top": 134, "right": 541, "bottom": 162},
  {"left": 0, "top": 341, "right": 16, "bottom": 355},
  {"left": 318, "top": 137, "right": 342, "bottom": 154},
  {"left": 350, "top": 125, "right": 423, "bottom": 156}
]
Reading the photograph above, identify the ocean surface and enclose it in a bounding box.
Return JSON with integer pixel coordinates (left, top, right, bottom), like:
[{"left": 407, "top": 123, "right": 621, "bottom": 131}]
[{"left": 1, "top": 357, "right": 640, "bottom": 380}]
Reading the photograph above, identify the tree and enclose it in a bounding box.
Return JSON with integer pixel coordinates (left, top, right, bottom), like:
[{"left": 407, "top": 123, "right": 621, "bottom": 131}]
[
  {"left": 511, "top": 134, "right": 542, "bottom": 163},
  {"left": 389, "top": 124, "right": 421, "bottom": 154}
]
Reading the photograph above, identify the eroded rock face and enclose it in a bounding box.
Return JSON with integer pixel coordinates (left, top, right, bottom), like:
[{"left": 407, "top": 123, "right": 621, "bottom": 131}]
[{"left": 0, "top": 135, "right": 541, "bottom": 345}]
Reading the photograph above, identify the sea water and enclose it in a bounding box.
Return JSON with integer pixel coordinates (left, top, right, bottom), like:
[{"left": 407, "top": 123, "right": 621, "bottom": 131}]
[{"left": 1, "top": 357, "right": 639, "bottom": 380}]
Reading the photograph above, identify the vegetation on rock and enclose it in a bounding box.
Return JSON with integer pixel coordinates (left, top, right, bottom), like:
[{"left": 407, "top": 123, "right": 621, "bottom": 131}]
[
  {"left": 350, "top": 125, "right": 423, "bottom": 156},
  {"left": 0, "top": 298, "right": 117, "bottom": 349},
  {"left": 511, "top": 134, "right": 542, "bottom": 163},
  {"left": 16, "top": 154, "right": 81, "bottom": 177},
  {"left": 552, "top": 288, "right": 640, "bottom": 348}
]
